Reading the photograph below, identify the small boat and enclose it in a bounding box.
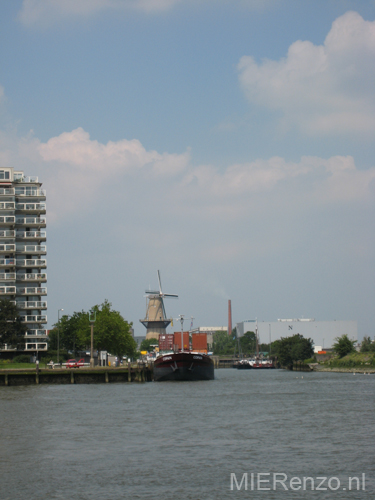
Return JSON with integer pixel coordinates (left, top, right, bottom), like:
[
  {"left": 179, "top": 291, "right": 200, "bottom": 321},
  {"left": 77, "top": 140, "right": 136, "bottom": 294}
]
[
  {"left": 236, "top": 320, "right": 275, "bottom": 369},
  {"left": 252, "top": 359, "right": 275, "bottom": 369},
  {"left": 236, "top": 359, "right": 253, "bottom": 369},
  {"left": 153, "top": 315, "right": 214, "bottom": 382}
]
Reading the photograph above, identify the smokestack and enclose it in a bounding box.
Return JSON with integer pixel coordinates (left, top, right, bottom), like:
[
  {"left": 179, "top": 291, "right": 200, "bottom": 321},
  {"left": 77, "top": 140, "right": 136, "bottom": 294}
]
[{"left": 228, "top": 299, "right": 232, "bottom": 336}]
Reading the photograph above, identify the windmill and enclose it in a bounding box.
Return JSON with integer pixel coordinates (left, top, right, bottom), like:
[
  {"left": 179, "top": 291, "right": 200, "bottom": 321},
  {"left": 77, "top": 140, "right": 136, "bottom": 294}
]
[{"left": 140, "top": 270, "right": 178, "bottom": 340}]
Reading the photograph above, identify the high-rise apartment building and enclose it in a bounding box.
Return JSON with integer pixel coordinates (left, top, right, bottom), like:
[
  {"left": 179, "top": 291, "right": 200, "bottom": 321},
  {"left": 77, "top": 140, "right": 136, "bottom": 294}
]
[{"left": 0, "top": 167, "right": 48, "bottom": 352}]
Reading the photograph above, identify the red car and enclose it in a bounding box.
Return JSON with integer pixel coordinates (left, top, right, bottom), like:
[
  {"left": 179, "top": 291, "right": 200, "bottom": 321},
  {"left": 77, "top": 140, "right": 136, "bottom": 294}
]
[{"left": 66, "top": 358, "right": 85, "bottom": 368}]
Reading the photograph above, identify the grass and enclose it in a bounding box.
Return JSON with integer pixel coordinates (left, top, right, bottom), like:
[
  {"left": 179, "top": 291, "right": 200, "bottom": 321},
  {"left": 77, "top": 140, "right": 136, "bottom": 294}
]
[{"left": 322, "top": 352, "right": 375, "bottom": 368}]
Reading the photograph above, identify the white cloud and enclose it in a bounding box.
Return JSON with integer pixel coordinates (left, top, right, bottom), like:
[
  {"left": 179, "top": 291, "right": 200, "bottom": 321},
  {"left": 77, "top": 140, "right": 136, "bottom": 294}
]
[
  {"left": 18, "top": 0, "right": 181, "bottom": 26},
  {"left": 182, "top": 155, "right": 375, "bottom": 209},
  {"left": 2, "top": 127, "right": 374, "bottom": 226},
  {"left": 238, "top": 11, "right": 375, "bottom": 135},
  {"left": 38, "top": 127, "right": 190, "bottom": 175},
  {"left": 33, "top": 127, "right": 190, "bottom": 220}
]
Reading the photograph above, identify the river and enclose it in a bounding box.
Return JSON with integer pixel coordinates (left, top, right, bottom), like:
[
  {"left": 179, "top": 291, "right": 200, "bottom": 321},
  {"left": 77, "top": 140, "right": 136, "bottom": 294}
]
[{"left": 0, "top": 369, "right": 374, "bottom": 499}]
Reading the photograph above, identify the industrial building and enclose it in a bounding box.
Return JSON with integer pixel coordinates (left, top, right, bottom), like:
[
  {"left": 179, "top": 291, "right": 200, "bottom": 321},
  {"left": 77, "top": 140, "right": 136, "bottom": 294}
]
[
  {"left": 236, "top": 319, "right": 357, "bottom": 349},
  {"left": 191, "top": 327, "right": 227, "bottom": 350},
  {"left": 0, "top": 167, "right": 47, "bottom": 352}
]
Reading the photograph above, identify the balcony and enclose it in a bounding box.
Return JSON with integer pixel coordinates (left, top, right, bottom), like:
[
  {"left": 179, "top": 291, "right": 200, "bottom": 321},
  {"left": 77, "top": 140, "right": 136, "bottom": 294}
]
[
  {"left": 17, "top": 273, "right": 47, "bottom": 282},
  {"left": 17, "top": 301, "right": 47, "bottom": 310},
  {"left": 0, "top": 202, "right": 15, "bottom": 210},
  {"left": 0, "top": 286, "right": 16, "bottom": 295},
  {"left": 15, "top": 187, "right": 46, "bottom": 199},
  {"left": 0, "top": 216, "right": 15, "bottom": 225},
  {"left": 26, "top": 329, "right": 47, "bottom": 336},
  {"left": 0, "top": 244, "right": 16, "bottom": 254},
  {"left": 17, "top": 287, "right": 47, "bottom": 295},
  {"left": 0, "top": 273, "right": 16, "bottom": 281},
  {"left": 16, "top": 259, "right": 47, "bottom": 268},
  {"left": 0, "top": 258, "right": 15, "bottom": 267},
  {"left": 21, "top": 315, "right": 47, "bottom": 323},
  {"left": 0, "top": 188, "right": 15, "bottom": 196},
  {"left": 15, "top": 203, "right": 46, "bottom": 214},
  {"left": 15, "top": 217, "right": 46, "bottom": 227},
  {"left": 16, "top": 231, "right": 46, "bottom": 241},
  {"left": 25, "top": 343, "right": 48, "bottom": 351},
  {"left": 0, "top": 230, "right": 16, "bottom": 239},
  {"left": 15, "top": 176, "right": 39, "bottom": 183},
  {"left": 16, "top": 245, "right": 46, "bottom": 255}
]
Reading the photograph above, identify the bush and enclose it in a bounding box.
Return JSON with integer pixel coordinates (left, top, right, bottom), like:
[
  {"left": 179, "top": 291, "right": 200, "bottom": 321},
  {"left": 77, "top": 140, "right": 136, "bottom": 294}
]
[
  {"left": 333, "top": 334, "right": 356, "bottom": 358},
  {"left": 326, "top": 353, "right": 375, "bottom": 368},
  {"left": 12, "top": 354, "right": 31, "bottom": 363},
  {"left": 304, "top": 356, "right": 317, "bottom": 363},
  {"left": 360, "top": 336, "right": 375, "bottom": 353}
]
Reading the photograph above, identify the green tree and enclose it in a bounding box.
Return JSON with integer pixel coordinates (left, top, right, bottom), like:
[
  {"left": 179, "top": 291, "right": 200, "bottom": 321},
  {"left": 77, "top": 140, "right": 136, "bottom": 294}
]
[
  {"left": 47, "top": 327, "right": 58, "bottom": 350},
  {"left": 213, "top": 330, "right": 236, "bottom": 355},
  {"left": 51, "top": 300, "right": 137, "bottom": 360},
  {"left": 271, "top": 334, "right": 314, "bottom": 368},
  {"left": 239, "top": 331, "right": 256, "bottom": 355},
  {"left": 93, "top": 300, "right": 137, "bottom": 360},
  {"left": 333, "top": 334, "right": 356, "bottom": 358},
  {"left": 140, "top": 337, "right": 159, "bottom": 352},
  {"left": 0, "top": 298, "right": 27, "bottom": 349},
  {"left": 360, "top": 336, "right": 375, "bottom": 353},
  {"left": 49, "top": 311, "right": 90, "bottom": 353}
]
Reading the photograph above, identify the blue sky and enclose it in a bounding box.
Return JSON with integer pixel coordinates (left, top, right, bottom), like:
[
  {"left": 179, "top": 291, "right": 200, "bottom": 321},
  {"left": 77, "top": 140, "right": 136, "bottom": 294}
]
[{"left": 1, "top": 0, "right": 374, "bottom": 340}]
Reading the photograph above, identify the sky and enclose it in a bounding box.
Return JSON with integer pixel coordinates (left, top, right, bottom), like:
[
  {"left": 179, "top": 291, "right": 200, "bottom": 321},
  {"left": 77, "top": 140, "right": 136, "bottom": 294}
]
[{"left": 0, "top": 0, "right": 374, "bottom": 340}]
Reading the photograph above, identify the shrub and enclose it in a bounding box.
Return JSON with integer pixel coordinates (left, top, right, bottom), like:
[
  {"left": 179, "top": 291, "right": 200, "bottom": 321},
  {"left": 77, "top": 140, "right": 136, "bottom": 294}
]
[
  {"left": 304, "top": 356, "right": 317, "bottom": 363},
  {"left": 333, "top": 334, "right": 356, "bottom": 358},
  {"left": 12, "top": 354, "right": 31, "bottom": 363}
]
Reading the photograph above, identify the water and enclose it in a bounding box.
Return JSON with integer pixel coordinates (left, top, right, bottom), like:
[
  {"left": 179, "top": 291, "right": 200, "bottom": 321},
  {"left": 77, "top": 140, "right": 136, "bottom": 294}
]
[{"left": 0, "top": 369, "right": 374, "bottom": 500}]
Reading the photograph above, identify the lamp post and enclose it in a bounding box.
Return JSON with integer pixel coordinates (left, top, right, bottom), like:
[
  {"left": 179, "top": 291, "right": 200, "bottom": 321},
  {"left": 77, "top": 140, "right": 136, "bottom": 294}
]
[
  {"left": 57, "top": 308, "right": 63, "bottom": 364},
  {"left": 89, "top": 310, "right": 96, "bottom": 368}
]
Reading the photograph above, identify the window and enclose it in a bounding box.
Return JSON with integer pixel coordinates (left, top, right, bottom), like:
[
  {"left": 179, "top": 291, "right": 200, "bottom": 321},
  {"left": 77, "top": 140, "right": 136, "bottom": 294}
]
[{"left": 0, "top": 170, "right": 10, "bottom": 180}]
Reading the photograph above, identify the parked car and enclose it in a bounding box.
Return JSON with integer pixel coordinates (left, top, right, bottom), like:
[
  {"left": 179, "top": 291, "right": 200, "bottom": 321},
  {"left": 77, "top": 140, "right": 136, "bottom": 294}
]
[{"left": 66, "top": 358, "right": 85, "bottom": 368}]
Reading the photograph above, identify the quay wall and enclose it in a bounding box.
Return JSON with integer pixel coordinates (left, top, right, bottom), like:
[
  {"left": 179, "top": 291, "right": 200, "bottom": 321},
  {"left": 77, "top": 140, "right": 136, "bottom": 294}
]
[{"left": 0, "top": 366, "right": 153, "bottom": 386}]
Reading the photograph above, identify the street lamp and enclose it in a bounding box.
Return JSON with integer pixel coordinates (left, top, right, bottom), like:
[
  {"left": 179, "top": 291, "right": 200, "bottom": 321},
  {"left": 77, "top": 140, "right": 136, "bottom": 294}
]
[{"left": 57, "top": 308, "right": 63, "bottom": 364}]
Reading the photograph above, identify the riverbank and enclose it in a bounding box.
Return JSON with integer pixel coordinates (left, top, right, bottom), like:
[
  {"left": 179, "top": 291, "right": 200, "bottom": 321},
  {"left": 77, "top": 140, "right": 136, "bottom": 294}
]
[
  {"left": 308, "top": 352, "right": 375, "bottom": 373},
  {"left": 309, "top": 364, "right": 375, "bottom": 374}
]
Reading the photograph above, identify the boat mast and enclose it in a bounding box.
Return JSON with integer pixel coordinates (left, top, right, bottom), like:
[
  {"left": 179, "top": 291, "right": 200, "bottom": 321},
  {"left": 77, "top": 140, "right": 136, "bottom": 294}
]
[
  {"left": 256, "top": 319, "right": 259, "bottom": 360},
  {"left": 179, "top": 314, "right": 185, "bottom": 353}
]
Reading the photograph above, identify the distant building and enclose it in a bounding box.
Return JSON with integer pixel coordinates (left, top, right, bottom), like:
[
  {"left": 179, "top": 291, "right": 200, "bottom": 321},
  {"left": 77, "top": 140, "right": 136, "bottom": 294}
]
[
  {"left": 236, "top": 319, "right": 357, "bottom": 349},
  {"left": 191, "top": 327, "right": 227, "bottom": 350},
  {"left": 134, "top": 336, "right": 146, "bottom": 348},
  {"left": 0, "top": 167, "right": 48, "bottom": 352}
]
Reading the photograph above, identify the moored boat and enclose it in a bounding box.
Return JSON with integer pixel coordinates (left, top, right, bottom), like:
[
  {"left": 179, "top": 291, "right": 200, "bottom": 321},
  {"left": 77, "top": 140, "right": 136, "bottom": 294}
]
[
  {"left": 236, "top": 359, "right": 253, "bottom": 369},
  {"left": 236, "top": 320, "right": 275, "bottom": 369},
  {"left": 252, "top": 359, "right": 275, "bottom": 369},
  {"left": 153, "top": 351, "right": 214, "bottom": 381},
  {"left": 154, "top": 314, "right": 214, "bottom": 381}
]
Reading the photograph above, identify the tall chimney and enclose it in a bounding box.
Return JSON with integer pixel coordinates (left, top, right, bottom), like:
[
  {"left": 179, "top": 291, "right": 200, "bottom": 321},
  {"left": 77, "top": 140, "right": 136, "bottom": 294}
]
[{"left": 228, "top": 299, "right": 232, "bottom": 336}]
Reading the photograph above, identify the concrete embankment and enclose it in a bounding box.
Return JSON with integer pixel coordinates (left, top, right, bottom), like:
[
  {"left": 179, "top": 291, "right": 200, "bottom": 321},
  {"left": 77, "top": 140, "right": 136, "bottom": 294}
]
[{"left": 0, "top": 366, "right": 153, "bottom": 386}]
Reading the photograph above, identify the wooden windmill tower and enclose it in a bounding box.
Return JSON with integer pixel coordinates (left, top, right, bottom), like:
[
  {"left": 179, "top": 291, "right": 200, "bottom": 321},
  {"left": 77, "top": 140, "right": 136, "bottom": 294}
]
[{"left": 140, "top": 270, "right": 178, "bottom": 340}]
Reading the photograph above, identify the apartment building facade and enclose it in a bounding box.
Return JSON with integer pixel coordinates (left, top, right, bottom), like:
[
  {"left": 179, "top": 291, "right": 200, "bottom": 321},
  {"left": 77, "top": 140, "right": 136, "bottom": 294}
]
[{"left": 0, "top": 167, "right": 47, "bottom": 352}]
